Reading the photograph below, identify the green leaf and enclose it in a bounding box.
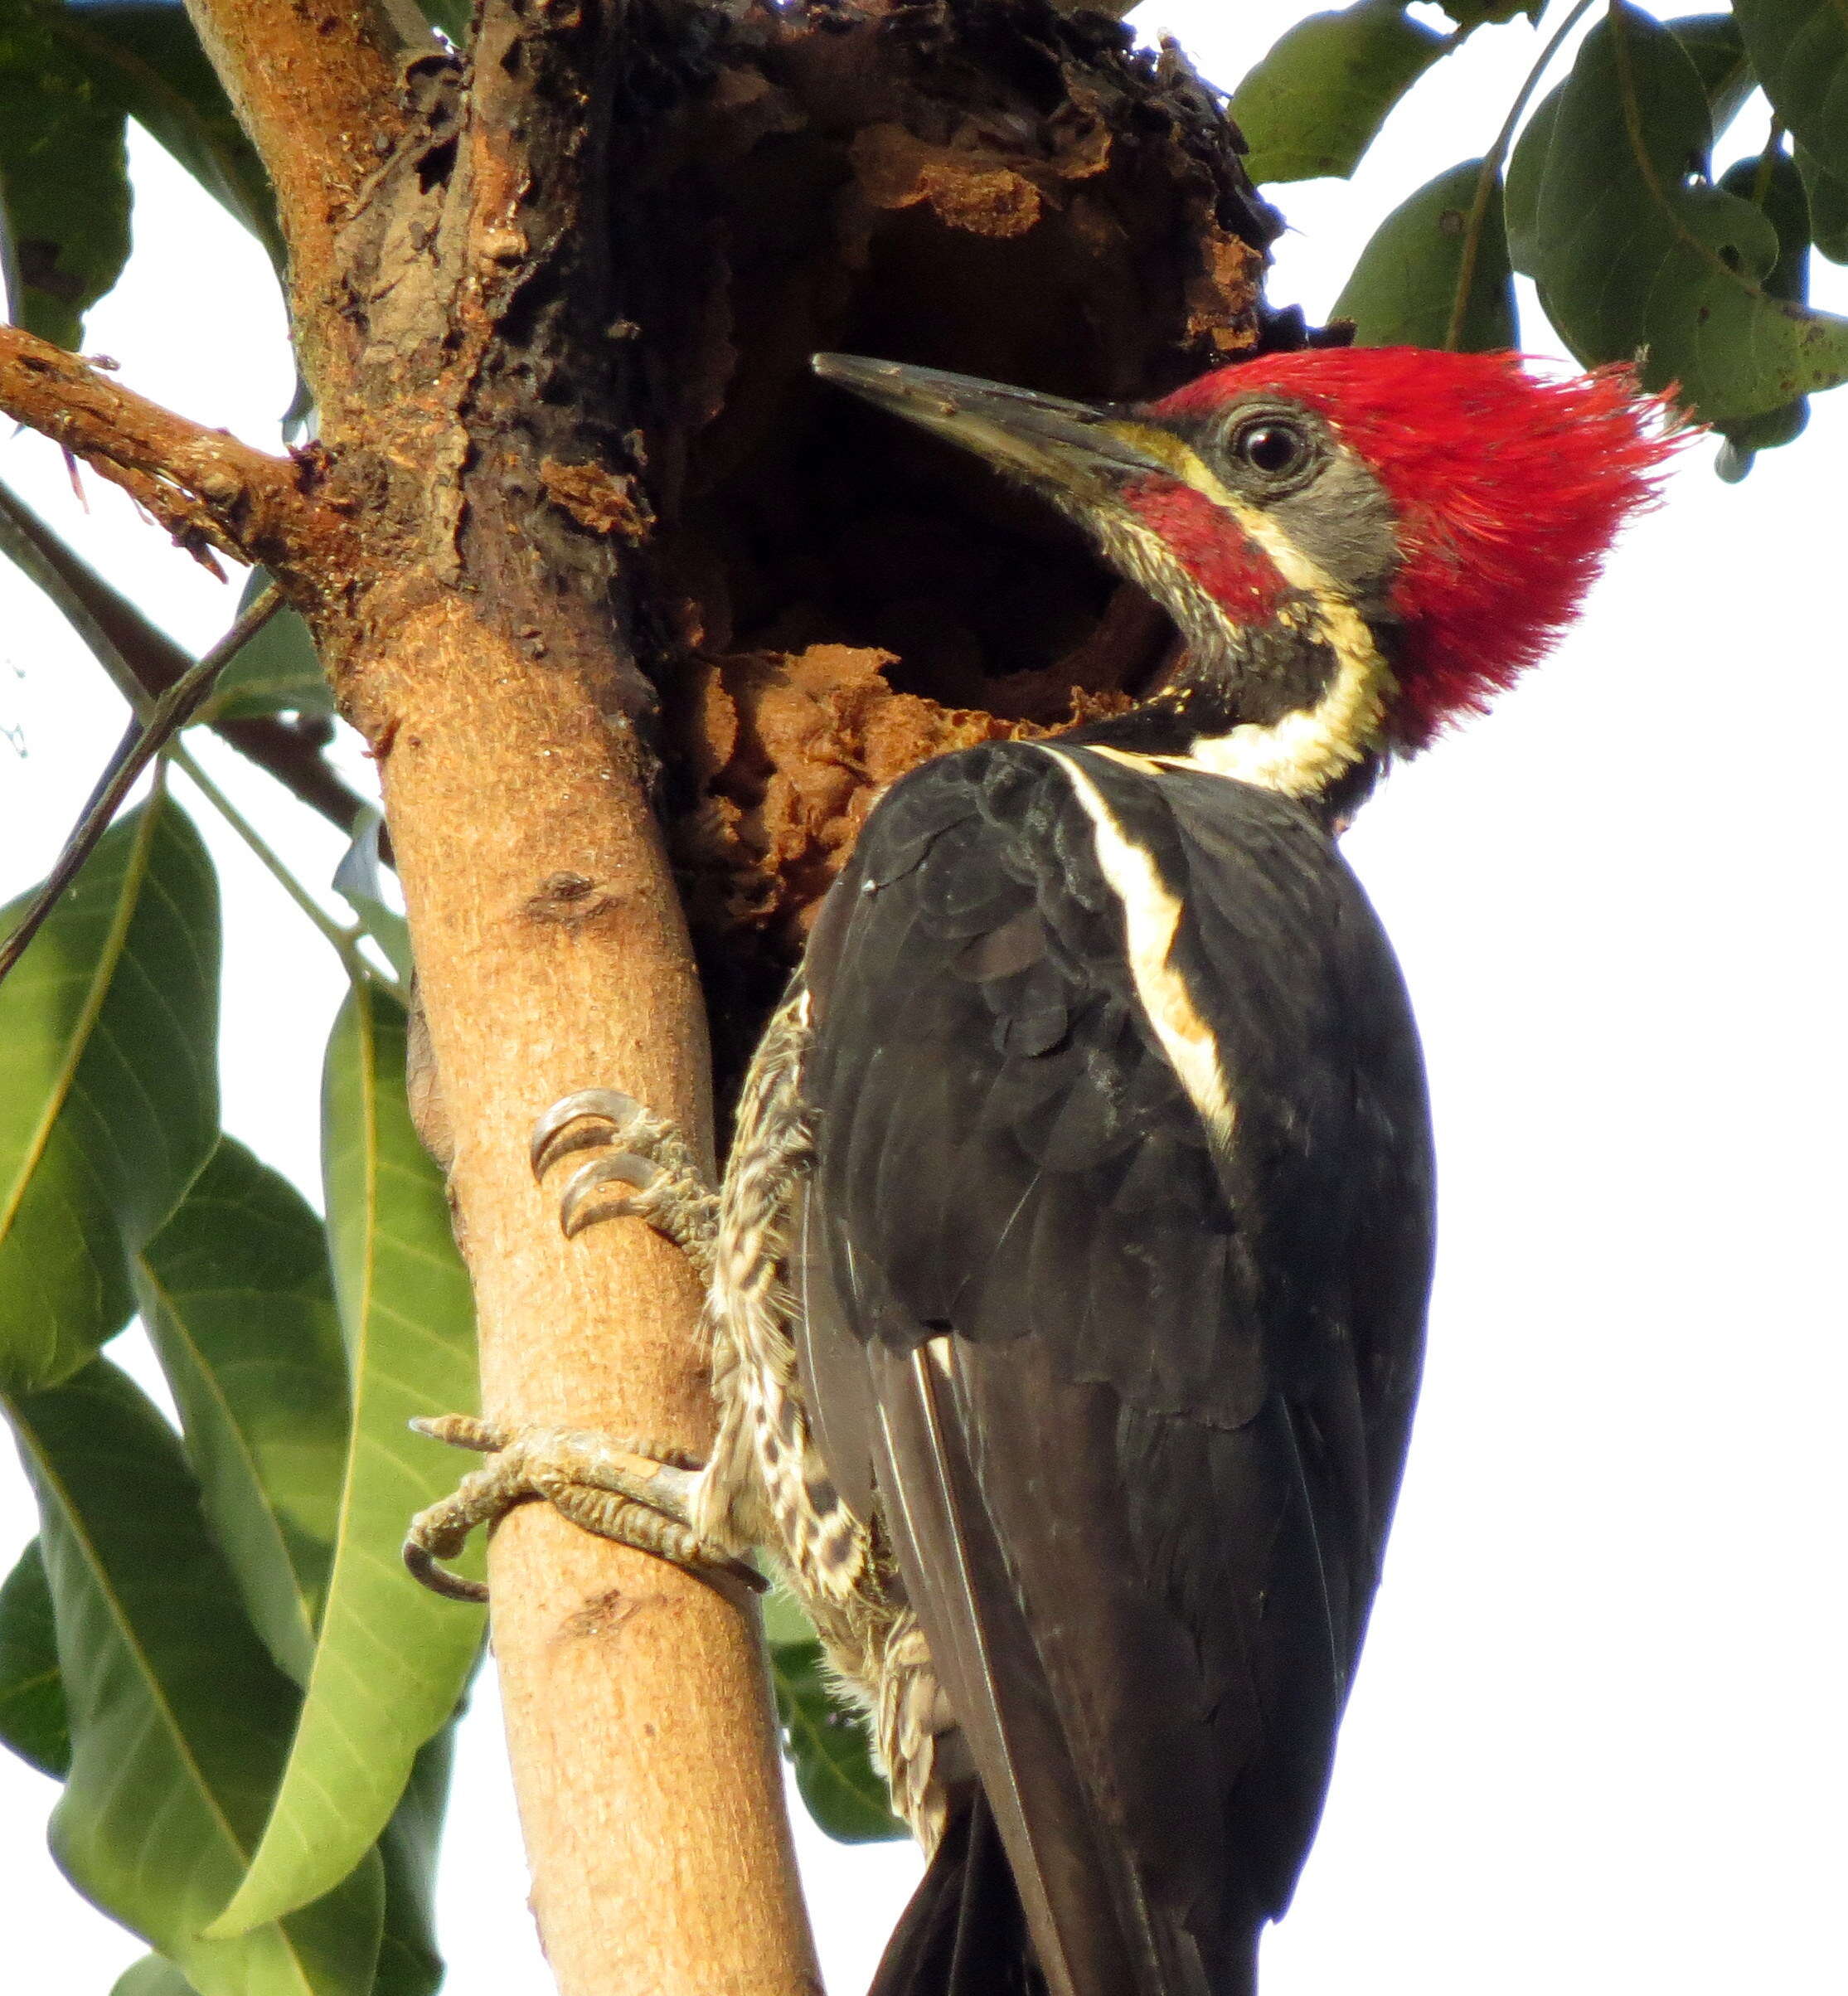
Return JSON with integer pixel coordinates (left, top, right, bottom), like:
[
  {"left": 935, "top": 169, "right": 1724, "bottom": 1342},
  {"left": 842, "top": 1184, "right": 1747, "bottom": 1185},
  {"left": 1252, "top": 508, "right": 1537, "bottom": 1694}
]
[
  {"left": 1332, "top": 158, "right": 1516, "bottom": 351},
  {"left": 0, "top": 0, "right": 131, "bottom": 347},
  {"left": 46, "top": 0, "right": 284, "bottom": 268},
  {"left": 413, "top": 0, "right": 471, "bottom": 45},
  {"left": 1229, "top": 0, "right": 1448, "bottom": 187},
  {"left": 114, "top": 1958, "right": 200, "bottom": 1996},
  {"left": 770, "top": 1631, "right": 906, "bottom": 1843},
  {"left": 0, "top": 794, "right": 220, "bottom": 1394},
  {"left": 1433, "top": 0, "right": 1539, "bottom": 26},
  {"left": 1502, "top": 84, "right": 1558, "bottom": 275},
  {"left": 374, "top": 1722, "right": 458, "bottom": 1996},
  {"left": 198, "top": 570, "right": 332, "bottom": 724},
  {"left": 0, "top": 1537, "right": 70, "bottom": 1775},
  {"left": 210, "top": 980, "right": 482, "bottom": 1935},
  {"left": 1734, "top": 0, "right": 1848, "bottom": 189},
  {"left": 759, "top": 1584, "right": 813, "bottom": 1650},
  {"left": 1717, "top": 148, "right": 1812, "bottom": 303},
  {"left": 135, "top": 1137, "right": 350, "bottom": 1684},
  {"left": 762, "top": 1589, "right": 903, "bottom": 1843},
  {"left": 96, "top": 1674, "right": 456, "bottom": 1996},
  {"left": 1506, "top": 12, "right": 1755, "bottom": 277},
  {"left": 7, "top": 1356, "right": 385, "bottom": 1996},
  {"left": 1525, "top": 4, "right": 1848, "bottom": 423},
  {"left": 1797, "top": 143, "right": 1848, "bottom": 262},
  {"left": 1711, "top": 148, "right": 1814, "bottom": 474},
  {"left": 1665, "top": 13, "right": 1758, "bottom": 134},
  {"left": 1713, "top": 392, "right": 1810, "bottom": 476},
  {"left": 332, "top": 811, "right": 412, "bottom": 986}
]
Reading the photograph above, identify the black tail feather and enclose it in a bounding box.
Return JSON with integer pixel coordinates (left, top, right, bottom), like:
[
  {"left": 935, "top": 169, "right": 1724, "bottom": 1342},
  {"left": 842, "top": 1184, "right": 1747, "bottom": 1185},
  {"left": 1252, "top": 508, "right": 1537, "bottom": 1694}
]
[{"left": 869, "top": 1790, "right": 1048, "bottom": 1996}]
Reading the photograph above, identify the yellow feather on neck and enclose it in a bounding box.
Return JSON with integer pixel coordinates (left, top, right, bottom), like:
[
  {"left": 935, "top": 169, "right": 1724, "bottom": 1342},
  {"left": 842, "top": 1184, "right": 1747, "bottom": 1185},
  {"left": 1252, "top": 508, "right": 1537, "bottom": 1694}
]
[{"left": 1100, "top": 426, "right": 1399, "bottom": 800}]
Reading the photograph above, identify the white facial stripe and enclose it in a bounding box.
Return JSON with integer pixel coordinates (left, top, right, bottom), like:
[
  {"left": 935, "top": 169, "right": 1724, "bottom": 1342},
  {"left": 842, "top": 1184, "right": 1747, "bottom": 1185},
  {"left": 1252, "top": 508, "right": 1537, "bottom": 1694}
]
[
  {"left": 1164, "top": 636, "right": 1393, "bottom": 795},
  {"left": 1041, "top": 747, "right": 1235, "bottom": 1149},
  {"left": 1103, "top": 424, "right": 1400, "bottom": 798}
]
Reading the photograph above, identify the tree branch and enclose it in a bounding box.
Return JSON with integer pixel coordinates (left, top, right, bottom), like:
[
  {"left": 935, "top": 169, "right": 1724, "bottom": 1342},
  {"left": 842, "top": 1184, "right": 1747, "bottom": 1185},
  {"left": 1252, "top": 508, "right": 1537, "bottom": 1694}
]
[
  {"left": 132, "top": 6, "right": 1278, "bottom": 1991},
  {"left": 3, "top": 4, "right": 817, "bottom": 1982},
  {"left": 300, "top": 4, "right": 825, "bottom": 1984},
  {"left": 0, "top": 475, "right": 369, "bottom": 835},
  {"left": 361, "top": 589, "right": 822, "bottom": 1996},
  {"left": 211, "top": 714, "right": 370, "bottom": 833},
  {"left": 181, "top": 0, "right": 410, "bottom": 318},
  {"left": 0, "top": 327, "right": 348, "bottom": 586},
  {"left": 0, "top": 590, "right": 284, "bottom": 986}
]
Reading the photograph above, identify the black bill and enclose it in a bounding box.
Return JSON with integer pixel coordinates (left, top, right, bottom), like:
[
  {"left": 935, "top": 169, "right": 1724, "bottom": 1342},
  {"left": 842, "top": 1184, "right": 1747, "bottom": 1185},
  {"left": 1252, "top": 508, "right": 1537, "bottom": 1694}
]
[{"left": 811, "top": 353, "right": 1176, "bottom": 499}]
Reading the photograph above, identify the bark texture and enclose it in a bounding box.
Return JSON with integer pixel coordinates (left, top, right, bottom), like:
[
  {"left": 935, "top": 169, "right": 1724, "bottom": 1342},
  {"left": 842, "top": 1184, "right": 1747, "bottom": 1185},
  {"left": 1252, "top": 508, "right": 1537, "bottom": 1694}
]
[
  {"left": 371, "top": 593, "right": 817, "bottom": 1996},
  {"left": 0, "top": 324, "right": 343, "bottom": 575},
  {"left": 594, "top": 0, "right": 1298, "bottom": 1085},
  {"left": 13, "top": 1, "right": 1293, "bottom": 1989}
]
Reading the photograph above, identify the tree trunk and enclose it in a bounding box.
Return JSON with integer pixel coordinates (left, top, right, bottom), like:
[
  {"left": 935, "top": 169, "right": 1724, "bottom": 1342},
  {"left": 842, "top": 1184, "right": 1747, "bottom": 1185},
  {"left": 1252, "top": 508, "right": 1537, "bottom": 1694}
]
[{"left": 7, "top": 0, "right": 1283, "bottom": 1987}]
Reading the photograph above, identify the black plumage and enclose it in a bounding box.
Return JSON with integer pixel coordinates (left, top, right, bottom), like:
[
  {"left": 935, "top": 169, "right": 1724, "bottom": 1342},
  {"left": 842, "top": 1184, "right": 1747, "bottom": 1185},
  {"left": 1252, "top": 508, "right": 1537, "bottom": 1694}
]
[
  {"left": 789, "top": 739, "right": 1434, "bottom": 1996},
  {"left": 410, "top": 348, "right": 1668, "bottom": 1995}
]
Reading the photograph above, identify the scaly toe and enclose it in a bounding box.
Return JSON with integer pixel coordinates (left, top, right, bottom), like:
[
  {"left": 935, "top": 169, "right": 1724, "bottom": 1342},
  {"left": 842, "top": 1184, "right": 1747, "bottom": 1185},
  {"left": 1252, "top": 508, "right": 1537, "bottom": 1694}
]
[
  {"left": 403, "top": 1419, "right": 764, "bottom": 1602},
  {"left": 403, "top": 1447, "right": 533, "bottom": 1603},
  {"left": 410, "top": 1412, "right": 510, "bottom": 1454}
]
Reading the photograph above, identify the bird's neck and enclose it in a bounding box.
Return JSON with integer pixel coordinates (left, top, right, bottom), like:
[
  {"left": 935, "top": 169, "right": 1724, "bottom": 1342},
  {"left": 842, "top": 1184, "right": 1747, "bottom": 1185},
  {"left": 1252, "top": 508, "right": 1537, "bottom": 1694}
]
[{"left": 1062, "top": 589, "right": 1397, "bottom": 809}]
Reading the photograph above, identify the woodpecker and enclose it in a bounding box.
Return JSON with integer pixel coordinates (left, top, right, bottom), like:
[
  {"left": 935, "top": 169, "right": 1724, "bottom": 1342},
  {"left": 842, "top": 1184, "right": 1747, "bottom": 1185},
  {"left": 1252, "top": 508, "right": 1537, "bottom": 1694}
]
[{"left": 408, "top": 345, "right": 1676, "bottom": 1996}]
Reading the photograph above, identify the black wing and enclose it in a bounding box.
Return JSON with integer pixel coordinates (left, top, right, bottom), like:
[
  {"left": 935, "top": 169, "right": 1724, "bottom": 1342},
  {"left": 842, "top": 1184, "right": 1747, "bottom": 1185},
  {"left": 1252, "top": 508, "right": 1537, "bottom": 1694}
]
[{"left": 794, "top": 741, "right": 1433, "bottom": 1996}]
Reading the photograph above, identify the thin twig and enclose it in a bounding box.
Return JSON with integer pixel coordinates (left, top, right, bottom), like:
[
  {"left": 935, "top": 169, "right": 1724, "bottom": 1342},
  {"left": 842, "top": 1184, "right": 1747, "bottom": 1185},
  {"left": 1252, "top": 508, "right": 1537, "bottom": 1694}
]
[
  {"left": 1750, "top": 114, "right": 1787, "bottom": 209},
  {"left": 0, "top": 589, "right": 283, "bottom": 987},
  {"left": 0, "top": 475, "right": 155, "bottom": 714},
  {"left": 1445, "top": 0, "right": 1600, "bottom": 352},
  {"left": 0, "top": 474, "right": 368, "bottom": 833},
  {"left": 211, "top": 713, "right": 371, "bottom": 836},
  {"left": 168, "top": 739, "right": 370, "bottom": 974}
]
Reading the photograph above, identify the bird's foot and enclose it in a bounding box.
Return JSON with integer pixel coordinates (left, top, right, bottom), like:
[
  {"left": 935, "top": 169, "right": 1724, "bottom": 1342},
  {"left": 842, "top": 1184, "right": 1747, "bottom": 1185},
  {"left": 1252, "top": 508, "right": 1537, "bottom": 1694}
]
[
  {"left": 403, "top": 1415, "right": 762, "bottom": 1602},
  {"left": 529, "top": 1088, "right": 718, "bottom": 1281}
]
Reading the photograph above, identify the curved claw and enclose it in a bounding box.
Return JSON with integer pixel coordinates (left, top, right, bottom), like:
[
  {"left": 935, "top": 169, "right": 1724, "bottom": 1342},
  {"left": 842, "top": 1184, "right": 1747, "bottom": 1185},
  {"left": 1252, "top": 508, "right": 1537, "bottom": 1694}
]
[
  {"left": 403, "top": 1539, "right": 489, "bottom": 1604},
  {"left": 560, "top": 1150, "right": 664, "bottom": 1237},
  {"left": 530, "top": 1089, "right": 645, "bottom": 1179},
  {"left": 403, "top": 1419, "right": 766, "bottom": 1606}
]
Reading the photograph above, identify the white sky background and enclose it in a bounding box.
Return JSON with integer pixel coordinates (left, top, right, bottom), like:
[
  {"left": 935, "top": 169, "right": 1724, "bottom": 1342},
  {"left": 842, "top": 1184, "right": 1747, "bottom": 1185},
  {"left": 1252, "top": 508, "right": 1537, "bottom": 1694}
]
[{"left": 2, "top": 2, "right": 1845, "bottom": 1990}]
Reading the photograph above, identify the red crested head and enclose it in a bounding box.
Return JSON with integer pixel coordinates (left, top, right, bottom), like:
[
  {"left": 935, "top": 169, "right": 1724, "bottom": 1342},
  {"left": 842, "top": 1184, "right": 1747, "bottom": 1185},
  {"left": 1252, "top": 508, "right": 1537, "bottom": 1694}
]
[
  {"left": 1146, "top": 348, "right": 1682, "bottom": 749},
  {"left": 812, "top": 347, "right": 1683, "bottom": 796}
]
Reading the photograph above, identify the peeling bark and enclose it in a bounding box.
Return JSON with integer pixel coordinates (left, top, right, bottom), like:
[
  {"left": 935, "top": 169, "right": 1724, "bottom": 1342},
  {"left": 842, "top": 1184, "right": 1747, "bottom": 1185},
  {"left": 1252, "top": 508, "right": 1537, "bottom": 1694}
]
[
  {"left": 599, "top": 0, "right": 1292, "bottom": 1065},
  {"left": 667, "top": 639, "right": 1142, "bottom": 941},
  {"left": 9, "top": 1, "right": 1292, "bottom": 1988},
  {"left": 0, "top": 324, "right": 346, "bottom": 579}
]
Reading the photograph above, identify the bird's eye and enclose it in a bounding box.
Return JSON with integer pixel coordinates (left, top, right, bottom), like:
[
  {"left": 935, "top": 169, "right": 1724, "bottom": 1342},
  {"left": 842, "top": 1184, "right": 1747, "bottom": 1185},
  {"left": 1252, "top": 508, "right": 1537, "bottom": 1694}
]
[{"left": 1231, "top": 418, "right": 1311, "bottom": 480}]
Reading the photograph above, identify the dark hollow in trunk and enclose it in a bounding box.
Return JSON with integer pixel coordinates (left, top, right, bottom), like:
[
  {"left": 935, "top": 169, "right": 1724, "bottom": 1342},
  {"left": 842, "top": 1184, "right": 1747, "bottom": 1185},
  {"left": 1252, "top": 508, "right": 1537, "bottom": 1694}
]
[{"left": 328, "top": 0, "right": 1311, "bottom": 1096}]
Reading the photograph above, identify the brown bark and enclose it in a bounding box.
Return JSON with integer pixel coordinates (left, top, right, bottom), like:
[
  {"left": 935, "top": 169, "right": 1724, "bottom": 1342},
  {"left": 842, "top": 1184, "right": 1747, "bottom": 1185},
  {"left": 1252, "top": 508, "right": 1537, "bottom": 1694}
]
[
  {"left": 368, "top": 589, "right": 817, "bottom": 1994},
  {"left": 180, "top": 0, "right": 409, "bottom": 380},
  {"left": 7, "top": 1, "right": 1288, "bottom": 1989},
  {"left": 172, "top": 2, "right": 826, "bottom": 1987},
  {"left": 0, "top": 325, "right": 344, "bottom": 580}
]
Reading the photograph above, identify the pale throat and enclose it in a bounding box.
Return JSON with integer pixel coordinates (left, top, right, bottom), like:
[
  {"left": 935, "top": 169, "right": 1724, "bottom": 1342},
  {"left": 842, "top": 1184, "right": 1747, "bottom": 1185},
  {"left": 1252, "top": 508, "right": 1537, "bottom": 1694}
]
[{"left": 1107, "top": 432, "right": 1399, "bottom": 801}]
